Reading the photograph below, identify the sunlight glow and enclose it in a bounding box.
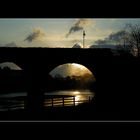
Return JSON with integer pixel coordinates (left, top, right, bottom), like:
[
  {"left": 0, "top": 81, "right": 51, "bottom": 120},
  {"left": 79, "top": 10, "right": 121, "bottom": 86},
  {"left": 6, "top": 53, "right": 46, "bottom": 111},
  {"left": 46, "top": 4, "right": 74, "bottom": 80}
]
[
  {"left": 72, "top": 91, "right": 80, "bottom": 95},
  {"left": 71, "top": 63, "right": 85, "bottom": 70}
]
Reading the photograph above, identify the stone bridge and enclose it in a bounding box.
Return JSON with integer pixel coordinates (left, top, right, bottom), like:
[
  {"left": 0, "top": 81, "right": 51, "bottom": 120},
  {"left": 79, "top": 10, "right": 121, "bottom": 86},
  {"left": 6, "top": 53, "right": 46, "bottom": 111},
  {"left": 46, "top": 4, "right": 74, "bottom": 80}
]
[{"left": 0, "top": 47, "right": 136, "bottom": 112}]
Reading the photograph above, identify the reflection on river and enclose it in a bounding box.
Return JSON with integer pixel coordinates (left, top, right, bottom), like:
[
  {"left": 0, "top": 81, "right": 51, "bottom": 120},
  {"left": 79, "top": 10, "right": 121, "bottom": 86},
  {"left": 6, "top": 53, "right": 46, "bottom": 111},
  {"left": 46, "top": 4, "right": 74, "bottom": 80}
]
[
  {"left": 0, "top": 92, "right": 26, "bottom": 111},
  {"left": 0, "top": 90, "right": 95, "bottom": 111},
  {"left": 44, "top": 90, "right": 95, "bottom": 107}
]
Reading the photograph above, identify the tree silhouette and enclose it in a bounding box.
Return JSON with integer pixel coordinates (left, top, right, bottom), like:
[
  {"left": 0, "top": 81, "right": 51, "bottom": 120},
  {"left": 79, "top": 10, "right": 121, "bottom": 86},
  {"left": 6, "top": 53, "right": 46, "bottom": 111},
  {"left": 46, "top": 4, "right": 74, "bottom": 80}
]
[
  {"left": 0, "top": 66, "right": 11, "bottom": 71},
  {"left": 2, "top": 66, "right": 11, "bottom": 71}
]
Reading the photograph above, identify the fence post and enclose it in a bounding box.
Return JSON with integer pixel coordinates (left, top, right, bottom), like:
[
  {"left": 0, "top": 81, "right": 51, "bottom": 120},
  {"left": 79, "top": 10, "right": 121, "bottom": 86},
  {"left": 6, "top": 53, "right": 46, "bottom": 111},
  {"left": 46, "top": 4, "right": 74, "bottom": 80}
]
[
  {"left": 63, "top": 97, "right": 64, "bottom": 107},
  {"left": 52, "top": 98, "right": 53, "bottom": 107},
  {"left": 73, "top": 96, "right": 75, "bottom": 106},
  {"left": 89, "top": 96, "right": 90, "bottom": 103}
]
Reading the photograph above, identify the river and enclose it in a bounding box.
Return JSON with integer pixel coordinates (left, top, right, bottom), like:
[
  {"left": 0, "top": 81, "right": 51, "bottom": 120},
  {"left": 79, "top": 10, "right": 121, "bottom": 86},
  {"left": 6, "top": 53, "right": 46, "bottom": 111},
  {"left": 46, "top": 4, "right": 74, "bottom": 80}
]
[{"left": 0, "top": 90, "right": 95, "bottom": 111}]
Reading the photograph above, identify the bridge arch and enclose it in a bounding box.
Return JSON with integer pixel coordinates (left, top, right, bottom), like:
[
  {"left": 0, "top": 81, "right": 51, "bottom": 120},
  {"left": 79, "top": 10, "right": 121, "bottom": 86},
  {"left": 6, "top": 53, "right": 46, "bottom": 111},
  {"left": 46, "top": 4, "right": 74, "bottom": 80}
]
[{"left": 0, "top": 48, "right": 114, "bottom": 111}]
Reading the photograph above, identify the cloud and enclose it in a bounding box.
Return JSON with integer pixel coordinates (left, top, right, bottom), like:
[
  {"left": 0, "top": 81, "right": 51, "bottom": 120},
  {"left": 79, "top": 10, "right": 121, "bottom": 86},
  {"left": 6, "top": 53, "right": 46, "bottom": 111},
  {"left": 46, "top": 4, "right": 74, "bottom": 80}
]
[
  {"left": 0, "top": 42, "right": 20, "bottom": 47},
  {"left": 4, "top": 42, "right": 20, "bottom": 47},
  {"left": 24, "top": 27, "right": 47, "bottom": 43},
  {"left": 94, "top": 30, "right": 128, "bottom": 45},
  {"left": 66, "top": 19, "right": 93, "bottom": 38}
]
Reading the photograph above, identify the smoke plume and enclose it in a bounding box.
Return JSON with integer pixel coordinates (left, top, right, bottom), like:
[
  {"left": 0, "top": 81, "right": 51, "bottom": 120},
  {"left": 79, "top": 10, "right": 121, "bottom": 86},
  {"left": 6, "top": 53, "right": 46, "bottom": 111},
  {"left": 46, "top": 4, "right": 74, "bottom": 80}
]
[{"left": 66, "top": 19, "right": 92, "bottom": 38}]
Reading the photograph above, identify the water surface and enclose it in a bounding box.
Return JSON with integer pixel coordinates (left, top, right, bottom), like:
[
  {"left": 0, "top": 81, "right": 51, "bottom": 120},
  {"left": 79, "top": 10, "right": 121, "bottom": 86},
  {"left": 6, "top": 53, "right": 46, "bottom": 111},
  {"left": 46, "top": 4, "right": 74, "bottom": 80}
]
[{"left": 0, "top": 90, "right": 95, "bottom": 111}]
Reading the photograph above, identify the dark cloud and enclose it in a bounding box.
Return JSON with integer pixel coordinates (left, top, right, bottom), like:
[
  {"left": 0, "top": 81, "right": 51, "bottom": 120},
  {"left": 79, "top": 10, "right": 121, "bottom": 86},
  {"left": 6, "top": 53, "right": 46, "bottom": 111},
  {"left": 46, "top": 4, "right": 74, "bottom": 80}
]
[
  {"left": 94, "top": 30, "right": 128, "bottom": 45},
  {"left": 109, "top": 31, "right": 127, "bottom": 42},
  {"left": 94, "top": 39, "right": 108, "bottom": 45},
  {"left": 24, "top": 28, "right": 46, "bottom": 43}
]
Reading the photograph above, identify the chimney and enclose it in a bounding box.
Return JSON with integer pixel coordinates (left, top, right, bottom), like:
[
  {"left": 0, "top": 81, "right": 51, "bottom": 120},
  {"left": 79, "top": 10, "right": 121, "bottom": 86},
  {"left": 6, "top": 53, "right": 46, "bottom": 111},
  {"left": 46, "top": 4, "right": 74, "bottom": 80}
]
[{"left": 83, "top": 30, "right": 86, "bottom": 48}]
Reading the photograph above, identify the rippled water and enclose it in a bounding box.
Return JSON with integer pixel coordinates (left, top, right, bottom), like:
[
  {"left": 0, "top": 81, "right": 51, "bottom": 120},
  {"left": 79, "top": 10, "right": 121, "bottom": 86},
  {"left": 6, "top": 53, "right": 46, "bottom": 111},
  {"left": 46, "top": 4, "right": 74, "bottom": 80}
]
[{"left": 0, "top": 90, "right": 95, "bottom": 111}]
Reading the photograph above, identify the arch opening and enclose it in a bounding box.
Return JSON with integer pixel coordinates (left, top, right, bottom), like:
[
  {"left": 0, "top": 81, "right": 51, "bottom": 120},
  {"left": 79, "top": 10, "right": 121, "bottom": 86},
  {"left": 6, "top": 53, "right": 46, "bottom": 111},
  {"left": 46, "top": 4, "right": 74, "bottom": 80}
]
[
  {"left": 44, "top": 63, "right": 96, "bottom": 107},
  {"left": 0, "top": 62, "right": 25, "bottom": 93},
  {"left": 48, "top": 63, "right": 96, "bottom": 91},
  {"left": 0, "top": 62, "right": 22, "bottom": 70}
]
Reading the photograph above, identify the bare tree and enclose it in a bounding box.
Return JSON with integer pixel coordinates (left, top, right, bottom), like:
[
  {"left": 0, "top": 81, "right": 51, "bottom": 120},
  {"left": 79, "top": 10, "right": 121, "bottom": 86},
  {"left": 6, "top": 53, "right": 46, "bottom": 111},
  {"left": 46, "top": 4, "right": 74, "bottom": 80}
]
[{"left": 125, "top": 24, "right": 140, "bottom": 56}]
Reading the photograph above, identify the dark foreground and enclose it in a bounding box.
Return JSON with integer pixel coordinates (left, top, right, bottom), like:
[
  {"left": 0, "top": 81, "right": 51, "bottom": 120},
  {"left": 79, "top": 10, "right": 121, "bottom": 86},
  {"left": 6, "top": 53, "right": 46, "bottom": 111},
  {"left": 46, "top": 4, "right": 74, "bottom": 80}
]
[
  {"left": 0, "top": 102, "right": 121, "bottom": 121},
  {"left": 0, "top": 48, "right": 140, "bottom": 121}
]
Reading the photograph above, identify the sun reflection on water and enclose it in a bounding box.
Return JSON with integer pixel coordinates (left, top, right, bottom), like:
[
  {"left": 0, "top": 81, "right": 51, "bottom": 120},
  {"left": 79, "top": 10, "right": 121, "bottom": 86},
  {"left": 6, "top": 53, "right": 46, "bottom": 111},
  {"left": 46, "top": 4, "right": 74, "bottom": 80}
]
[
  {"left": 75, "top": 95, "right": 80, "bottom": 101},
  {"left": 44, "top": 90, "right": 95, "bottom": 107}
]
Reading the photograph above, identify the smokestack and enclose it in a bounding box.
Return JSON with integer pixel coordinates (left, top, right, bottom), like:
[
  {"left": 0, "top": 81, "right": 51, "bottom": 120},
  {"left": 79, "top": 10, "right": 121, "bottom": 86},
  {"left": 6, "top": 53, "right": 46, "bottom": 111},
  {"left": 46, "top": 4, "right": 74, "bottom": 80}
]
[{"left": 83, "top": 30, "right": 86, "bottom": 48}]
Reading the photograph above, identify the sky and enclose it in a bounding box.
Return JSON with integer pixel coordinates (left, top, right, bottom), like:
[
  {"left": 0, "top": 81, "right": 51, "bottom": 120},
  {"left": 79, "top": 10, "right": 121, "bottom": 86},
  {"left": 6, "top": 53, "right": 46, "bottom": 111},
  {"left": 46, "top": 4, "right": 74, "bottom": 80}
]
[{"left": 0, "top": 18, "right": 140, "bottom": 48}]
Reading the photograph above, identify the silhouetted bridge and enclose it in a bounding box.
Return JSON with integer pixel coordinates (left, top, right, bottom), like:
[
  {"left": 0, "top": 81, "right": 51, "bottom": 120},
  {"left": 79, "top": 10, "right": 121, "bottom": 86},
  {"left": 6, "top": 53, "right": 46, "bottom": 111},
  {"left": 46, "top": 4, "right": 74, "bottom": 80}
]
[{"left": 0, "top": 47, "right": 137, "bottom": 113}]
